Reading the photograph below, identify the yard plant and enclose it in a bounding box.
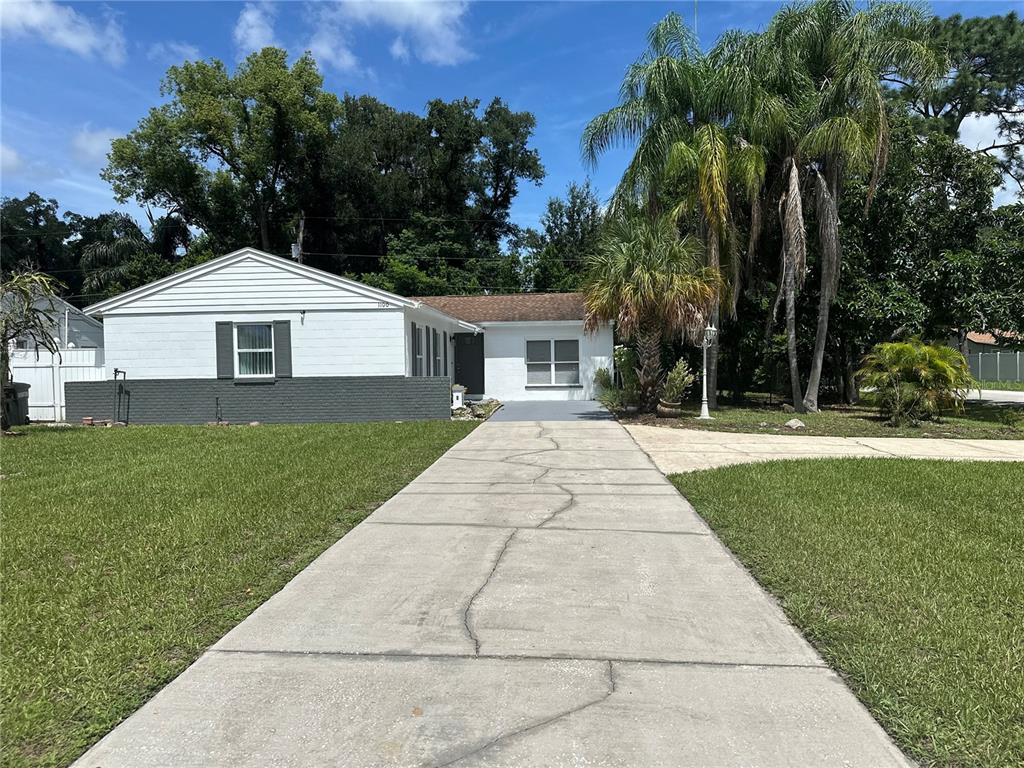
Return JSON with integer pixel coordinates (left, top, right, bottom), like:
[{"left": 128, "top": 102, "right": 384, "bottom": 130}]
[
  {"left": 0, "top": 421, "right": 475, "bottom": 768},
  {"left": 673, "top": 458, "right": 1024, "bottom": 767},
  {"left": 858, "top": 338, "right": 974, "bottom": 425}
]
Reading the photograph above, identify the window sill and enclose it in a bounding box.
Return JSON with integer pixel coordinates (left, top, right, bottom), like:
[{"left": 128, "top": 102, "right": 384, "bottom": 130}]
[
  {"left": 526, "top": 384, "right": 583, "bottom": 389},
  {"left": 234, "top": 378, "right": 277, "bottom": 385}
]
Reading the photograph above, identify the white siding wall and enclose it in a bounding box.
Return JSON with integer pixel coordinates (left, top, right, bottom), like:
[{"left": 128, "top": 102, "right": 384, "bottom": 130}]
[
  {"left": 107, "top": 255, "right": 398, "bottom": 314},
  {"left": 482, "top": 322, "right": 613, "bottom": 401},
  {"left": 103, "top": 310, "right": 405, "bottom": 379}
]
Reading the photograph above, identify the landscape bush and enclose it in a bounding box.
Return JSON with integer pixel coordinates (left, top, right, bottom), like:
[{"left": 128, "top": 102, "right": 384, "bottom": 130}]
[{"left": 857, "top": 339, "right": 974, "bottom": 425}]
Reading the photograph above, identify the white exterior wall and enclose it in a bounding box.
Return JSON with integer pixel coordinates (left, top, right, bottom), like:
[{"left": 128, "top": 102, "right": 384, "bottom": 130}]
[
  {"left": 482, "top": 321, "right": 613, "bottom": 401},
  {"left": 103, "top": 310, "right": 405, "bottom": 380}
]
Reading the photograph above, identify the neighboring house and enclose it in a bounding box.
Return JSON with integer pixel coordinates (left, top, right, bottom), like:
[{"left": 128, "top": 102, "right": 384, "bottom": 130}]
[
  {"left": 7, "top": 295, "right": 106, "bottom": 422},
  {"left": 65, "top": 248, "right": 613, "bottom": 424},
  {"left": 415, "top": 293, "right": 612, "bottom": 401}
]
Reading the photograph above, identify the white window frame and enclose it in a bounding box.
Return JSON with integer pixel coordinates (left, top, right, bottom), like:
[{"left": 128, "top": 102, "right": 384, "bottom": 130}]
[
  {"left": 235, "top": 322, "right": 275, "bottom": 378},
  {"left": 525, "top": 338, "right": 581, "bottom": 387},
  {"left": 432, "top": 329, "right": 442, "bottom": 377}
]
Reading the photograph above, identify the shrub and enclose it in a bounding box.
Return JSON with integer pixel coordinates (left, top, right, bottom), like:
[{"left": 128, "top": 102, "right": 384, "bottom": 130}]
[
  {"left": 857, "top": 339, "right": 974, "bottom": 426},
  {"left": 594, "top": 347, "right": 644, "bottom": 412},
  {"left": 661, "top": 358, "right": 695, "bottom": 403}
]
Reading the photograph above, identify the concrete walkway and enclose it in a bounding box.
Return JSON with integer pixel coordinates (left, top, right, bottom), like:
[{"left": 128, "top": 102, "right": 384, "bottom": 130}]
[
  {"left": 75, "top": 419, "right": 910, "bottom": 768},
  {"left": 627, "top": 424, "right": 1024, "bottom": 473}
]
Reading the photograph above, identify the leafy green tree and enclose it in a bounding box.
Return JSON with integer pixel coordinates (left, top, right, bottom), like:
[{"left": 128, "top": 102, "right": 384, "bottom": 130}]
[
  {"left": 104, "top": 48, "right": 339, "bottom": 252},
  {"left": 583, "top": 214, "right": 720, "bottom": 411},
  {"left": 894, "top": 12, "right": 1024, "bottom": 192},
  {"left": 0, "top": 194, "right": 76, "bottom": 290},
  {"left": 521, "top": 181, "right": 603, "bottom": 292}
]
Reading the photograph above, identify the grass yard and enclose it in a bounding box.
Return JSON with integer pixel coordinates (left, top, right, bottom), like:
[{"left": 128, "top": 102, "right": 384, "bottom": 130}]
[
  {"left": 624, "top": 398, "right": 1023, "bottom": 439},
  {"left": 0, "top": 421, "right": 476, "bottom": 768},
  {"left": 672, "top": 459, "right": 1024, "bottom": 768}
]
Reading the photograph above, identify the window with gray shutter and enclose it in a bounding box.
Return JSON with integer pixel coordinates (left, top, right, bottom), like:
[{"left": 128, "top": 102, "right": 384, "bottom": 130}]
[{"left": 410, "top": 322, "right": 417, "bottom": 375}]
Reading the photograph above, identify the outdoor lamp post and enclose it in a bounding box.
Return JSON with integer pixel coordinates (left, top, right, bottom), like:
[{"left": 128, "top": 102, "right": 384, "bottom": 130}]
[{"left": 698, "top": 322, "right": 717, "bottom": 420}]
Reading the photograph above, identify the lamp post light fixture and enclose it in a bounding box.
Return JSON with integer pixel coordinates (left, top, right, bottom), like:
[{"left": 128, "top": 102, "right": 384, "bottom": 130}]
[{"left": 698, "top": 322, "right": 717, "bottom": 420}]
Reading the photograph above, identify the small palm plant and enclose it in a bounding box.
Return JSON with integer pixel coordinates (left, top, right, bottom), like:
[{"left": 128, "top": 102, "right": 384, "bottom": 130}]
[
  {"left": 857, "top": 339, "right": 974, "bottom": 426},
  {"left": 583, "top": 214, "right": 721, "bottom": 412}
]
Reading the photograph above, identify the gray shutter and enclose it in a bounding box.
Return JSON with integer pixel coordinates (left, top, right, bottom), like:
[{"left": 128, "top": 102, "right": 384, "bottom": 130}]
[
  {"left": 216, "top": 322, "right": 234, "bottom": 379},
  {"left": 425, "top": 326, "right": 432, "bottom": 376},
  {"left": 410, "top": 322, "right": 417, "bottom": 375},
  {"left": 443, "top": 332, "right": 448, "bottom": 378},
  {"left": 273, "top": 321, "right": 292, "bottom": 377}
]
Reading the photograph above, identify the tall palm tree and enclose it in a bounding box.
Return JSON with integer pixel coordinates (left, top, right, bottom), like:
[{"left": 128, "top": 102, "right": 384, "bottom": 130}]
[
  {"left": 582, "top": 13, "right": 768, "bottom": 408},
  {"left": 583, "top": 214, "right": 721, "bottom": 412},
  {"left": 80, "top": 213, "right": 151, "bottom": 295},
  {"left": 758, "top": 0, "right": 941, "bottom": 411}
]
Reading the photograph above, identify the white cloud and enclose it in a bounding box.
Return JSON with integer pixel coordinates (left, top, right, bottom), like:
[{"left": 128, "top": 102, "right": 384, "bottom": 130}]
[
  {"left": 70, "top": 126, "right": 119, "bottom": 167},
  {"left": 389, "top": 37, "right": 410, "bottom": 62},
  {"left": 338, "top": 0, "right": 471, "bottom": 66},
  {"left": 0, "top": 0, "right": 125, "bottom": 65},
  {"left": 1, "top": 143, "right": 23, "bottom": 175},
  {"left": 233, "top": 2, "right": 278, "bottom": 57},
  {"left": 148, "top": 41, "right": 200, "bottom": 63},
  {"left": 306, "top": 6, "right": 359, "bottom": 72},
  {"left": 957, "top": 111, "right": 1021, "bottom": 207}
]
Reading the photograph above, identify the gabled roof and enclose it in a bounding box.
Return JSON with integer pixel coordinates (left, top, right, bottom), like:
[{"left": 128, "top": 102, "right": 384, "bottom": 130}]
[
  {"left": 83, "top": 248, "right": 463, "bottom": 322},
  {"left": 413, "top": 292, "right": 587, "bottom": 323}
]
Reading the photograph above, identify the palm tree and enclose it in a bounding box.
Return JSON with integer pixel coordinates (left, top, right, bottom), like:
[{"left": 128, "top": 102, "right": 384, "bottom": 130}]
[
  {"left": 582, "top": 214, "right": 721, "bottom": 412},
  {"left": 582, "top": 13, "right": 768, "bottom": 409},
  {"left": 80, "top": 213, "right": 151, "bottom": 295},
  {"left": 757, "top": 0, "right": 941, "bottom": 411}
]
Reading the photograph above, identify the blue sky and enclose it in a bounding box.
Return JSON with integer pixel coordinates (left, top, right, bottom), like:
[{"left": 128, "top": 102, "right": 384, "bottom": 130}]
[{"left": 1, "top": 0, "right": 1018, "bottom": 232}]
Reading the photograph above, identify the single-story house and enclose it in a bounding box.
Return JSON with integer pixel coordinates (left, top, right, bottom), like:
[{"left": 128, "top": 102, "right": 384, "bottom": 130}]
[{"left": 65, "top": 247, "right": 612, "bottom": 424}]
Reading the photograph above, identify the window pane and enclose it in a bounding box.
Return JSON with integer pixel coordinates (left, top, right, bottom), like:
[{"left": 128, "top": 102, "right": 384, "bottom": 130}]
[
  {"left": 554, "top": 340, "right": 579, "bottom": 362},
  {"left": 554, "top": 363, "right": 580, "bottom": 385},
  {"left": 526, "top": 340, "right": 551, "bottom": 363},
  {"left": 527, "top": 363, "right": 551, "bottom": 385},
  {"left": 237, "top": 324, "right": 271, "bottom": 350},
  {"left": 239, "top": 350, "right": 273, "bottom": 376}
]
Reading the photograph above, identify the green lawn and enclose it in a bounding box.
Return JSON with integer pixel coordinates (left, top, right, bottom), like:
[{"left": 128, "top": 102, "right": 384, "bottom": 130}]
[
  {"left": 976, "top": 379, "right": 1024, "bottom": 392},
  {"left": 1, "top": 421, "right": 476, "bottom": 768},
  {"left": 672, "top": 459, "right": 1024, "bottom": 768},
  {"left": 624, "top": 398, "right": 1023, "bottom": 439}
]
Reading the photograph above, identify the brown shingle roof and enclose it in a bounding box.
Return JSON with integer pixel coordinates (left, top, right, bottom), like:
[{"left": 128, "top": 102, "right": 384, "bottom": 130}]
[{"left": 413, "top": 292, "right": 586, "bottom": 323}]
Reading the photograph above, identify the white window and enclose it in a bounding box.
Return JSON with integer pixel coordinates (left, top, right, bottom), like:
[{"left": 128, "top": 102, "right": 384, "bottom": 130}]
[
  {"left": 526, "top": 339, "right": 580, "bottom": 386},
  {"left": 433, "top": 329, "right": 442, "bottom": 376},
  {"left": 236, "top": 323, "right": 274, "bottom": 377}
]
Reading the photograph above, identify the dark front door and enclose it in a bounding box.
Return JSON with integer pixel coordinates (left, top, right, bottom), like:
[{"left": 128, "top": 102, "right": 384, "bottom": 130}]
[{"left": 454, "top": 333, "right": 485, "bottom": 396}]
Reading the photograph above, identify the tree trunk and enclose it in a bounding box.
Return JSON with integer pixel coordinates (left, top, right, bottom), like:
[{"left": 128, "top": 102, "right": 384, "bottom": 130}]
[
  {"left": 784, "top": 262, "right": 805, "bottom": 413},
  {"left": 635, "top": 328, "right": 664, "bottom": 413},
  {"left": 706, "top": 230, "right": 720, "bottom": 409},
  {"left": 843, "top": 345, "right": 860, "bottom": 405},
  {"left": 803, "top": 166, "right": 841, "bottom": 413},
  {"left": 256, "top": 201, "right": 271, "bottom": 252}
]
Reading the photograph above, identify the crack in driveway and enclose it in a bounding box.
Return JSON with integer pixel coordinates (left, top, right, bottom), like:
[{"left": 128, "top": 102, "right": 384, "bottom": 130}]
[
  {"left": 431, "top": 660, "right": 616, "bottom": 768},
  {"left": 462, "top": 529, "right": 517, "bottom": 655}
]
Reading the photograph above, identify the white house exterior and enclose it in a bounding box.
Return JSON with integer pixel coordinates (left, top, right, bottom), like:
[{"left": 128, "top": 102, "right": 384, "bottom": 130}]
[
  {"left": 414, "top": 293, "right": 614, "bottom": 402},
  {"left": 67, "top": 248, "right": 612, "bottom": 424}
]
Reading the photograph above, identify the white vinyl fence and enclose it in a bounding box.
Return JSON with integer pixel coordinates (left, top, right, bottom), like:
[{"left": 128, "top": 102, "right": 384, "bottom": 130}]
[
  {"left": 9, "top": 347, "right": 106, "bottom": 422},
  {"left": 968, "top": 351, "right": 1023, "bottom": 383}
]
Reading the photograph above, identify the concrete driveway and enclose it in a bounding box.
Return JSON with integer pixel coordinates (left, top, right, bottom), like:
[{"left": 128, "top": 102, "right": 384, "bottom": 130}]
[
  {"left": 488, "top": 399, "right": 613, "bottom": 421},
  {"left": 627, "top": 424, "right": 1024, "bottom": 473},
  {"left": 75, "top": 419, "right": 909, "bottom": 768}
]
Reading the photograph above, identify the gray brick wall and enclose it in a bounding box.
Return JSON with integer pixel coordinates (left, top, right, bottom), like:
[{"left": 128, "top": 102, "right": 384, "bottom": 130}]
[{"left": 65, "top": 377, "right": 451, "bottom": 424}]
